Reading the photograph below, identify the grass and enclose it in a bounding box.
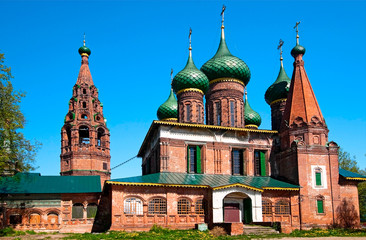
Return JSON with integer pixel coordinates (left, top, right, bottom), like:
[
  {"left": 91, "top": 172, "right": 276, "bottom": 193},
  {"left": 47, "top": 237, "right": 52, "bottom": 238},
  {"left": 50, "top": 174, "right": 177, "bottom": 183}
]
[{"left": 1, "top": 226, "right": 366, "bottom": 239}]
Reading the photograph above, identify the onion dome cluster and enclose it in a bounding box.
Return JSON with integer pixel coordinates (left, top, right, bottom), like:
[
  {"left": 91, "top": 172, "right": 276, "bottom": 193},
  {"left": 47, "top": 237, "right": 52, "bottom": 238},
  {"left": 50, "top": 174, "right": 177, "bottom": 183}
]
[
  {"left": 157, "top": 89, "right": 178, "bottom": 120},
  {"left": 172, "top": 53, "right": 209, "bottom": 94},
  {"left": 201, "top": 28, "right": 251, "bottom": 86},
  {"left": 244, "top": 93, "right": 262, "bottom": 128},
  {"left": 265, "top": 61, "right": 291, "bottom": 105}
]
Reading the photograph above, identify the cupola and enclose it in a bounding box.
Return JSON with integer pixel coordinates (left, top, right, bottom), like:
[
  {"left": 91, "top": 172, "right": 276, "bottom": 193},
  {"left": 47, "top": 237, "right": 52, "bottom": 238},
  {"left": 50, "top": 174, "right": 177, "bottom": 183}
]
[{"left": 244, "top": 91, "right": 262, "bottom": 128}]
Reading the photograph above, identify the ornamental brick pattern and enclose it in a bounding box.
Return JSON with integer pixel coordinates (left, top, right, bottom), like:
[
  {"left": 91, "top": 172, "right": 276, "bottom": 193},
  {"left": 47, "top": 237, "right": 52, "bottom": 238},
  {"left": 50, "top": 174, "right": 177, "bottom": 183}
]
[{"left": 60, "top": 53, "right": 111, "bottom": 186}]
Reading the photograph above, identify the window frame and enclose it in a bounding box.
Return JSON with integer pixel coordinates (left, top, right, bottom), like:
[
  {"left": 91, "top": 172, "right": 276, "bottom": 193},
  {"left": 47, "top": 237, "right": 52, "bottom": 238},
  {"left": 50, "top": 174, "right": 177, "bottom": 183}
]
[
  {"left": 274, "top": 200, "right": 290, "bottom": 215},
  {"left": 262, "top": 199, "right": 272, "bottom": 215},
  {"left": 232, "top": 149, "right": 244, "bottom": 175},
  {"left": 124, "top": 197, "right": 143, "bottom": 215},
  {"left": 178, "top": 198, "right": 191, "bottom": 215},
  {"left": 187, "top": 145, "right": 202, "bottom": 174},
  {"left": 148, "top": 198, "right": 167, "bottom": 215},
  {"left": 230, "top": 100, "right": 235, "bottom": 127},
  {"left": 254, "top": 150, "right": 266, "bottom": 176}
]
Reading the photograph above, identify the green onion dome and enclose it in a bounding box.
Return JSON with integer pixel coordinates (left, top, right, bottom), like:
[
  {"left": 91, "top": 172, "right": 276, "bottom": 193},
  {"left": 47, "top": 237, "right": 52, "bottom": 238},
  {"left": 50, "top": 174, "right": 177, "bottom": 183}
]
[
  {"left": 291, "top": 43, "right": 305, "bottom": 57},
  {"left": 172, "top": 51, "right": 209, "bottom": 94},
  {"left": 244, "top": 93, "right": 262, "bottom": 128},
  {"left": 79, "top": 45, "right": 91, "bottom": 56},
  {"left": 157, "top": 88, "right": 178, "bottom": 120},
  {"left": 264, "top": 59, "right": 291, "bottom": 105},
  {"left": 201, "top": 27, "right": 251, "bottom": 86}
]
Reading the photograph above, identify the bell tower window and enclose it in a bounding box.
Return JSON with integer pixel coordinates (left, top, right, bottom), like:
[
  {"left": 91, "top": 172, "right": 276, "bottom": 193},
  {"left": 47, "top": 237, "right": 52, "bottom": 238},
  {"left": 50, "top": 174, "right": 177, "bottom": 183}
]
[
  {"left": 83, "top": 102, "right": 87, "bottom": 108},
  {"left": 66, "top": 127, "right": 72, "bottom": 146},
  {"left": 97, "top": 128, "right": 105, "bottom": 147},
  {"left": 79, "top": 126, "right": 90, "bottom": 144}
]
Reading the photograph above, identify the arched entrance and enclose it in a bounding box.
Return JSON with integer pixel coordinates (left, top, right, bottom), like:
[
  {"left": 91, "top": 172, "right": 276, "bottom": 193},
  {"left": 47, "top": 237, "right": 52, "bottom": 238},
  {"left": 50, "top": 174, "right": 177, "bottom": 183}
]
[{"left": 223, "top": 192, "right": 252, "bottom": 223}]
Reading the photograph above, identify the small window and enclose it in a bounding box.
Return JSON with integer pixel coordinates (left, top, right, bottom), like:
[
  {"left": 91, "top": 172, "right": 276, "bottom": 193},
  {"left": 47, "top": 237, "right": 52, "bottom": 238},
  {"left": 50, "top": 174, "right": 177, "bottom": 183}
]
[
  {"left": 254, "top": 150, "right": 266, "bottom": 176},
  {"left": 195, "top": 199, "right": 204, "bottom": 214},
  {"left": 103, "top": 162, "right": 107, "bottom": 170},
  {"left": 47, "top": 213, "right": 58, "bottom": 224},
  {"left": 187, "top": 146, "right": 202, "bottom": 174},
  {"left": 97, "top": 128, "right": 105, "bottom": 147},
  {"left": 83, "top": 89, "right": 87, "bottom": 94},
  {"left": 178, "top": 199, "right": 190, "bottom": 215},
  {"left": 317, "top": 196, "right": 325, "bottom": 214},
  {"left": 148, "top": 198, "right": 167, "bottom": 215},
  {"left": 230, "top": 101, "right": 235, "bottom": 127},
  {"left": 81, "top": 114, "right": 88, "bottom": 119},
  {"left": 87, "top": 203, "right": 98, "bottom": 218},
  {"left": 315, "top": 168, "right": 322, "bottom": 186},
  {"left": 186, "top": 104, "right": 191, "bottom": 122},
  {"left": 262, "top": 199, "right": 272, "bottom": 215},
  {"left": 197, "top": 104, "right": 201, "bottom": 123},
  {"left": 72, "top": 203, "right": 84, "bottom": 219},
  {"left": 83, "top": 102, "right": 87, "bottom": 108},
  {"left": 232, "top": 149, "right": 243, "bottom": 175},
  {"left": 274, "top": 201, "right": 290, "bottom": 215},
  {"left": 124, "top": 197, "right": 143, "bottom": 215},
  {"left": 9, "top": 214, "right": 22, "bottom": 224}
]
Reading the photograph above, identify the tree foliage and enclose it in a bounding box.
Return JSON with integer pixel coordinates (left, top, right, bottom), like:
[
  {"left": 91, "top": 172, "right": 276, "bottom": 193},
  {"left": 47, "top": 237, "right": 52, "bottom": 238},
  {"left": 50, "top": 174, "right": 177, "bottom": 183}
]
[
  {"left": 0, "top": 53, "right": 39, "bottom": 176},
  {"left": 338, "top": 148, "right": 366, "bottom": 221}
]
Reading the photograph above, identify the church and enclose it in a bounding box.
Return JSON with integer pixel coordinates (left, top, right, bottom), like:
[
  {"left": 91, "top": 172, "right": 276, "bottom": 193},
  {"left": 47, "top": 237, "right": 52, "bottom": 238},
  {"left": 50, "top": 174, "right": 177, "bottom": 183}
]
[{"left": 0, "top": 11, "right": 365, "bottom": 235}]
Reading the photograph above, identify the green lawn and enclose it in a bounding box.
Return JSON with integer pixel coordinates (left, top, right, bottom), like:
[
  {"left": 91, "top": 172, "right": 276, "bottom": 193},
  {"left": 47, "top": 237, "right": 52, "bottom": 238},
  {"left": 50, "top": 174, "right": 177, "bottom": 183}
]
[{"left": 1, "top": 226, "right": 366, "bottom": 239}]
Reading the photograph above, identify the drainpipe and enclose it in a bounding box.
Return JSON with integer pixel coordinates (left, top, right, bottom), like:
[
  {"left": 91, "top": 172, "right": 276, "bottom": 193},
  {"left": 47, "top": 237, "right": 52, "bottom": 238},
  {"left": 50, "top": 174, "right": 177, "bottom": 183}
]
[{"left": 328, "top": 150, "right": 335, "bottom": 225}]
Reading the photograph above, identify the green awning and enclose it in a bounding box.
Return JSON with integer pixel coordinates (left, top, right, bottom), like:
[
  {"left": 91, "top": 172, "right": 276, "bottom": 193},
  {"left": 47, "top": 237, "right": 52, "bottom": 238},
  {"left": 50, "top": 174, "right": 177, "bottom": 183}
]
[
  {"left": 108, "top": 172, "right": 300, "bottom": 192},
  {"left": 0, "top": 172, "right": 101, "bottom": 194}
]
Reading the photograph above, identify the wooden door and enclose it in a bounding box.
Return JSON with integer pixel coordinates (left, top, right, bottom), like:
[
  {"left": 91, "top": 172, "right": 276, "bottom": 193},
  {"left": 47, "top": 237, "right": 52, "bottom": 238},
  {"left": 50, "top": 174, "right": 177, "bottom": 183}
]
[{"left": 224, "top": 203, "right": 240, "bottom": 222}]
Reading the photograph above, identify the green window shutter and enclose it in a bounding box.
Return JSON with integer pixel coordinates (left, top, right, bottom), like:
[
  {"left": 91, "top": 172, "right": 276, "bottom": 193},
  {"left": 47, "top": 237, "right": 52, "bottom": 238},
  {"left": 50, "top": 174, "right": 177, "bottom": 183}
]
[
  {"left": 316, "top": 172, "right": 322, "bottom": 186},
  {"left": 187, "top": 146, "right": 190, "bottom": 173},
  {"left": 317, "top": 200, "right": 324, "bottom": 213},
  {"left": 196, "top": 146, "right": 202, "bottom": 174},
  {"left": 260, "top": 151, "right": 266, "bottom": 176}
]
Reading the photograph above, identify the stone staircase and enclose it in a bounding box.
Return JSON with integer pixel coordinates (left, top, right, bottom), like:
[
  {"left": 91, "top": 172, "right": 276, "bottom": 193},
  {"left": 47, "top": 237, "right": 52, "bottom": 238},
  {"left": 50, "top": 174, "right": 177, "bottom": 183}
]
[{"left": 243, "top": 224, "right": 279, "bottom": 235}]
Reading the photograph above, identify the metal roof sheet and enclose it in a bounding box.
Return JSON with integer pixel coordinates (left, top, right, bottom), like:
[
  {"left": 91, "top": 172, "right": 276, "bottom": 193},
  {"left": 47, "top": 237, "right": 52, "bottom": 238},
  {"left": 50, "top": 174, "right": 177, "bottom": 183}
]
[
  {"left": 0, "top": 173, "right": 101, "bottom": 194},
  {"left": 108, "top": 172, "right": 299, "bottom": 191},
  {"left": 339, "top": 168, "right": 366, "bottom": 180}
]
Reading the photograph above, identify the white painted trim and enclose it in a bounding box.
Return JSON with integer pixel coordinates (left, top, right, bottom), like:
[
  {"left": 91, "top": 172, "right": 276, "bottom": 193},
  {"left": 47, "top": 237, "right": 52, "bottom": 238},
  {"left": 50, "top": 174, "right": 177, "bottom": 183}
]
[{"left": 311, "top": 165, "right": 328, "bottom": 189}]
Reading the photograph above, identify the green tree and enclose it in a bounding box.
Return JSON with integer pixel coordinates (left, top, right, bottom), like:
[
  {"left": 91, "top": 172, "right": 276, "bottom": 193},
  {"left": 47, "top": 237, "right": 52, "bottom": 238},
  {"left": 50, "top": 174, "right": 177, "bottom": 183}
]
[
  {"left": 0, "top": 53, "right": 39, "bottom": 176},
  {"left": 338, "top": 148, "right": 366, "bottom": 222}
]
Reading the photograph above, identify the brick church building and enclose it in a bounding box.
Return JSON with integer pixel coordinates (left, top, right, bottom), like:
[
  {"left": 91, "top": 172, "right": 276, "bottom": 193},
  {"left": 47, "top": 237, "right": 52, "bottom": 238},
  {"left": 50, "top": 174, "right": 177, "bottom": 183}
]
[{"left": 1, "top": 13, "right": 365, "bottom": 234}]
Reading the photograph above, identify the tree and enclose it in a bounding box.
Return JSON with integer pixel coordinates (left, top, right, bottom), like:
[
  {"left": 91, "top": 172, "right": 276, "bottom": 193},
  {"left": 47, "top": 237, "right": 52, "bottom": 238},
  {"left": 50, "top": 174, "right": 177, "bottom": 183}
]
[
  {"left": 0, "top": 53, "right": 39, "bottom": 176},
  {"left": 338, "top": 148, "right": 366, "bottom": 222}
]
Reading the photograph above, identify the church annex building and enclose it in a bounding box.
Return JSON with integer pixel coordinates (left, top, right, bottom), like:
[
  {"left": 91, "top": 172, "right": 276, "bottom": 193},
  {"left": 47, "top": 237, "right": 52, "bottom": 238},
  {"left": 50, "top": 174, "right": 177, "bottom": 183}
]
[{"left": 1, "top": 13, "right": 365, "bottom": 234}]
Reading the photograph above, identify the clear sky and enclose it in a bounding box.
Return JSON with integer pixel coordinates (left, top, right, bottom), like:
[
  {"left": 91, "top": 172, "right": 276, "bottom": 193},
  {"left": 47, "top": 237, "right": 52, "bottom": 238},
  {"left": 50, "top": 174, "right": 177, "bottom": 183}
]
[{"left": 1, "top": 0, "right": 365, "bottom": 178}]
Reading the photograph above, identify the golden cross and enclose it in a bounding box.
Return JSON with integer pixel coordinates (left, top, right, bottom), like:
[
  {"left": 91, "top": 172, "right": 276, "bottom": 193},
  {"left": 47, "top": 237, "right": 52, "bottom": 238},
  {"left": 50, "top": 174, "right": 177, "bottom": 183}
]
[
  {"left": 294, "top": 21, "right": 301, "bottom": 34},
  {"left": 221, "top": 5, "right": 226, "bottom": 25},
  {"left": 83, "top": 33, "right": 86, "bottom": 46},
  {"left": 277, "top": 39, "right": 284, "bottom": 59}
]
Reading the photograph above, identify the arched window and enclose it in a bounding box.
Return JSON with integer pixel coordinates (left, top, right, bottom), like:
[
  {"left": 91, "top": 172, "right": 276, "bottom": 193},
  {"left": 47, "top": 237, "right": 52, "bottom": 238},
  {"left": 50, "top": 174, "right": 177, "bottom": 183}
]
[
  {"left": 124, "top": 197, "right": 143, "bottom": 215},
  {"left": 65, "top": 126, "right": 72, "bottom": 146},
  {"left": 215, "top": 102, "right": 221, "bottom": 125},
  {"left": 197, "top": 104, "right": 202, "bottom": 123},
  {"left": 29, "top": 213, "right": 41, "bottom": 224},
  {"left": 148, "top": 198, "right": 167, "bottom": 215},
  {"left": 316, "top": 195, "right": 325, "bottom": 214},
  {"left": 97, "top": 128, "right": 105, "bottom": 147},
  {"left": 87, "top": 203, "right": 98, "bottom": 218},
  {"left": 9, "top": 214, "right": 22, "bottom": 224},
  {"left": 195, "top": 199, "right": 205, "bottom": 214},
  {"left": 47, "top": 212, "right": 59, "bottom": 224},
  {"left": 79, "top": 126, "right": 89, "bottom": 144},
  {"left": 262, "top": 199, "right": 272, "bottom": 215},
  {"left": 186, "top": 104, "right": 191, "bottom": 122},
  {"left": 178, "top": 198, "right": 190, "bottom": 215},
  {"left": 315, "top": 167, "right": 323, "bottom": 187},
  {"left": 274, "top": 200, "right": 290, "bottom": 215},
  {"left": 72, "top": 203, "right": 84, "bottom": 219},
  {"left": 230, "top": 101, "right": 235, "bottom": 127}
]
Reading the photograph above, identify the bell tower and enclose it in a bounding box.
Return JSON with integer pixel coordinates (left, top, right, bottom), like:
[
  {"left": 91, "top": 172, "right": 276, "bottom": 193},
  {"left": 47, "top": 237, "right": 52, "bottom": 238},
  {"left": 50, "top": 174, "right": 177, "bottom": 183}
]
[{"left": 60, "top": 40, "right": 111, "bottom": 185}]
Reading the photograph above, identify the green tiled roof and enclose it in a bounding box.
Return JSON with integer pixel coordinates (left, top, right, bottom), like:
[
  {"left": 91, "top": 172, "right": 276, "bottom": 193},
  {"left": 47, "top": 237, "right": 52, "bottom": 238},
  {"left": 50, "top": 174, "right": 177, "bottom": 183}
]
[
  {"left": 108, "top": 172, "right": 299, "bottom": 192},
  {"left": 339, "top": 168, "right": 366, "bottom": 180},
  {"left": 0, "top": 173, "right": 101, "bottom": 194},
  {"left": 172, "top": 52, "right": 209, "bottom": 94},
  {"left": 157, "top": 88, "right": 178, "bottom": 120},
  {"left": 201, "top": 28, "right": 251, "bottom": 86},
  {"left": 244, "top": 95, "right": 261, "bottom": 127},
  {"left": 265, "top": 62, "right": 291, "bottom": 105}
]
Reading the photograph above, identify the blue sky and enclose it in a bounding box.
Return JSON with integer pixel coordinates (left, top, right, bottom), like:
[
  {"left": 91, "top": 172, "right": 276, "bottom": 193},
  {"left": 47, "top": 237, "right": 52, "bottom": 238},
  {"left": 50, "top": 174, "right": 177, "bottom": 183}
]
[{"left": 1, "top": 0, "right": 365, "bottom": 178}]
